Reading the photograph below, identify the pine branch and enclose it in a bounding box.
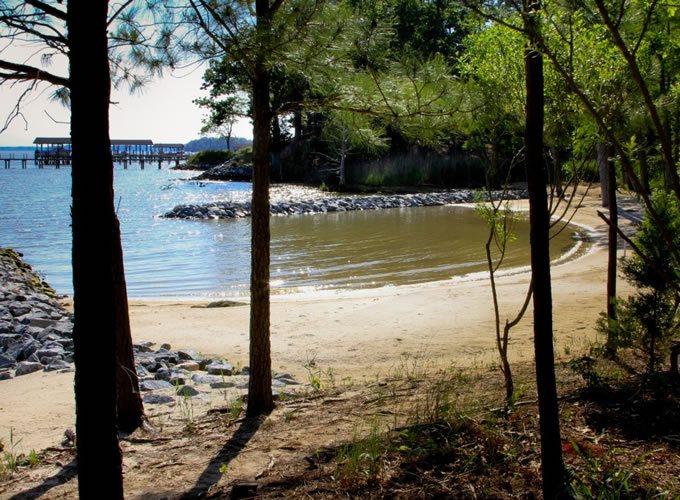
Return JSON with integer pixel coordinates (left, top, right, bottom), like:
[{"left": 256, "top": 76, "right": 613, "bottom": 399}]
[
  {"left": 23, "top": 0, "right": 66, "bottom": 21},
  {"left": 0, "top": 60, "right": 69, "bottom": 87}
]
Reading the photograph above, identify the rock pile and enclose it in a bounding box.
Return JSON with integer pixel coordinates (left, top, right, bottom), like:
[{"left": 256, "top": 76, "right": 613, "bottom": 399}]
[
  {"left": 0, "top": 248, "right": 74, "bottom": 380},
  {"left": 164, "top": 190, "right": 528, "bottom": 220},
  {"left": 193, "top": 163, "right": 252, "bottom": 182},
  {"left": 0, "top": 247, "right": 303, "bottom": 402},
  {"left": 133, "top": 342, "right": 301, "bottom": 404}
]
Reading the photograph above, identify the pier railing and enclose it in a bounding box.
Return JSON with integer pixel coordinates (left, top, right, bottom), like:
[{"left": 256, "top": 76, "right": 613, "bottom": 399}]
[{"left": 2, "top": 152, "right": 188, "bottom": 169}]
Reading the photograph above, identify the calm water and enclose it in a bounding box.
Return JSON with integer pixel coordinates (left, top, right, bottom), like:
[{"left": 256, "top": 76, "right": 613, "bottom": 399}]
[{"left": 0, "top": 154, "right": 584, "bottom": 298}]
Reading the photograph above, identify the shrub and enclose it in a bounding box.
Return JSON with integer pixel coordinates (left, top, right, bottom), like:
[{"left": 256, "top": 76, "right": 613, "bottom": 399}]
[
  {"left": 613, "top": 192, "right": 680, "bottom": 371},
  {"left": 186, "top": 149, "right": 235, "bottom": 167}
]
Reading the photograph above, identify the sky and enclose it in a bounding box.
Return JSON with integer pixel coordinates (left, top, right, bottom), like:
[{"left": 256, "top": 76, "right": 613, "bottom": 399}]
[{"left": 0, "top": 64, "right": 254, "bottom": 147}]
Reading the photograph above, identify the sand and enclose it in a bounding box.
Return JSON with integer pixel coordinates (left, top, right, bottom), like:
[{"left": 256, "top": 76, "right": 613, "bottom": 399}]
[{"left": 0, "top": 188, "right": 640, "bottom": 454}]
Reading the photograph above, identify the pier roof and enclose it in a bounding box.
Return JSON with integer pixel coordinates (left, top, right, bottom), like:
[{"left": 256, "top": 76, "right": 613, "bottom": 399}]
[
  {"left": 34, "top": 137, "right": 71, "bottom": 145},
  {"left": 33, "top": 138, "right": 185, "bottom": 148},
  {"left": 111, "top": 139, "right": 153, "bottom": 146}
]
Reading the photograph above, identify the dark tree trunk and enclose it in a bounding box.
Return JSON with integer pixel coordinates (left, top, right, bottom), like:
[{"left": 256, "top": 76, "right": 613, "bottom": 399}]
[
  {"left": 606, "top": 147, "right": 618, "bottom": 353},
  {"left": 68, "top": 1, "right": 123, "bottom": 496},
  {"left": 112, "top": 218, "right": 144, "bottom": 432},
  {"left": 597, "top": 142, "right": 609, "bottom": 207},
  {"left": 524, "top": 5, "right": 566, "bottom": 498},
  {"left": 549, "top": 146, "right": 563, "bottom": 197},
  {"left": 247, "top": 0, "right": 275, "bottom": 417}
]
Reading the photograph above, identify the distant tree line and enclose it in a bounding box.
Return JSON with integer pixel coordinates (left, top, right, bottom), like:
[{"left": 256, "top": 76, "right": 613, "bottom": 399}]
[{"left": 184, "top": 136, "right": 252, "bottom": 152}]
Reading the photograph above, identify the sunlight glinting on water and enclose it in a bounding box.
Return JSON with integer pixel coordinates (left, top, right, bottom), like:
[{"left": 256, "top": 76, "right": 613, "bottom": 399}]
[{"left": 0, "top": 158, "right": 586, "bottom": 298}]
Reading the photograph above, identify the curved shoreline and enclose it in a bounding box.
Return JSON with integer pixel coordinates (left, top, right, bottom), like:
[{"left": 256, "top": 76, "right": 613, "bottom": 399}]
[{"left": 0, "top": 187, "right": 643, "bottom": 453}]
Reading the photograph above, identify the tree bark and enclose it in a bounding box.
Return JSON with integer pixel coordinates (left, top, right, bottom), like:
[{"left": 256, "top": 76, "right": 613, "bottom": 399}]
[
  {"left": 247, "top": 0, "right": 275, "bottom": 417},
  {"left": 112, "top": 218, "right": 144, "bottom": 433},
  {"left": 606, "top": 147, "right": 618, "bottom": 352},
  {"left": 68, "top": 1, "right": 123, "bottom": 496},
  {"left": 597, "top": 142, "right": 609, "bottom": 207},
  {"left": 549, "top": 146, "right": 563, "bottom": 198},
  {"left": 524, "top": 4, "right": 566, "bottom": 497}
]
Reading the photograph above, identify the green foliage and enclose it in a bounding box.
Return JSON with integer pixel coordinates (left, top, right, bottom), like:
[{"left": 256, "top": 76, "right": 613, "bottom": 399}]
[
  {"left": 184, "top": 136, "right": 252, "bottom": 152},
  {"left": 185, "top": 149, "right": 235, "bottom": 167},
  {"left": 303, "top": 353, "right": 336, "bottom": 391},
  {"left": 175, "top": 382, "right": 196, "bottom": 433},
  {"left": 612, "top": 192, "right": 680, "bottom": 370},
  {"left": 27, "top": 449, "right": 40, "bottom": 468},
  {"left": 230, "top": 398, "right": 243, "bottom": 419},
  {"left": 568, "top": 441, "right": 648, "bottom": 499},
  {"left": 335, "top": 418, "right": 386, "bottom": 482},
  {"left": 570, "top": 356, "right": 611, "bottom": 390},
  {"left": 351, "top": 153, "right": 485, "bottom": 187},
  {"left": 1, "top": 429, "right": 22, "bottom": 478},
  {"left": 475, "top": 196, "right": 520, "bottom": 260}
]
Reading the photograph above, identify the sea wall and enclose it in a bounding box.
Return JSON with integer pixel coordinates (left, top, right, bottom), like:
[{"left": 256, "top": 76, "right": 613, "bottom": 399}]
[{"left": 164, "top": 190, "right": 529, "bottom": 220}]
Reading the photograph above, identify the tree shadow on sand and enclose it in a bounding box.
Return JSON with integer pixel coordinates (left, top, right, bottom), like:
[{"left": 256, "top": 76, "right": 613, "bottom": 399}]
[
  {"left": 9, "top": 459, "right": 77, "bottom": 500},
  {"left": 180, "top": 416, "right": 263, "bottom": 499}
]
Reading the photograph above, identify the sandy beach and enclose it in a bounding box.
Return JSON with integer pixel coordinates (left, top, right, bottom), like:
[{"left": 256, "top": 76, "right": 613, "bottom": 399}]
[{"left": 0, "top": 188, "right": 640, "bottom": 454}]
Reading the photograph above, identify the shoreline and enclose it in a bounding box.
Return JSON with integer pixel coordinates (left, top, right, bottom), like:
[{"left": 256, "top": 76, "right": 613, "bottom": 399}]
[{"left": 0, "top": 187, "right": 642, "bottom": 454}]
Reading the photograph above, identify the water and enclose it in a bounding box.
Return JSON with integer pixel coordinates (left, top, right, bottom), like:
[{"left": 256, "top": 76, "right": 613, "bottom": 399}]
[{"left": 0, "top": 153, "right": 584, "bottom": 299}]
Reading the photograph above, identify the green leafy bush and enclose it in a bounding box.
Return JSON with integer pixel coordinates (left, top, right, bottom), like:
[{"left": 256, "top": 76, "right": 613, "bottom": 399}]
[
  {"left": 186, "top": 149, "right": 235, "bottom": 167},
  {"left": 610, "top": 192, "right": 680, "bottom": 371}
]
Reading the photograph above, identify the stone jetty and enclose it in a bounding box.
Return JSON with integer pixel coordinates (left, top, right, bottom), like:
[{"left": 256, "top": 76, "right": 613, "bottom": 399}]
[
  {"left": 0, "top": 247, "right": 301, "bottom": 402},
  {"left": 0, "top": 248, "right": 74, "bottom": 379},
  {"left": 164, "top": 189, "right": 528, "bottom": 220}
]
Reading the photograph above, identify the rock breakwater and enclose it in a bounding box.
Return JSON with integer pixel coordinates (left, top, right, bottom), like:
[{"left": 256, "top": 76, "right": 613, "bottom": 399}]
[
  {"left": 0, "top": 248, "right": 74, "bottom": 379},
  {"left": 164, "top": 190, "right": 528, "bottom": 220},
  {"left": 0, "top": 248, "right": 302, "bottom": 400}
]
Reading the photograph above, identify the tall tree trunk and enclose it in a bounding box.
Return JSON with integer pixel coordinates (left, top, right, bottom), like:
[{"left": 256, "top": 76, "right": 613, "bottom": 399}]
[
  {"left": 339, "top": 133, "right": 348, "bottom": 186},
  {"left": 549, "top": 146, "right": 563, "bottom": 197},
  {"left": 247, "top": 1, "right": 275, "bottom": 417},
  {"left": 606, "top": 147, "right": 618, "bottom": 353},
  {"left": 113, "top": 219, "right": 144, "bottom": 433},
  {"left": 68, "top": 1, "right": 123, "bottom": 496},
  {"left": 524, "top": 4, "right": 566, "bottom": 497},
  {"left": 597, "top": 142, "right": 609, "bottom": 207}
]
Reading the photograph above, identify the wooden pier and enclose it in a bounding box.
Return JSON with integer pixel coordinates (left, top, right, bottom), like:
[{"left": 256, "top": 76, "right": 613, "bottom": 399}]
[
  {"left": 2, "top": 154, "right": 32, "bottom": 169},
  {"left": 1, "top": 138, "right": 187, "bottom": 169}
]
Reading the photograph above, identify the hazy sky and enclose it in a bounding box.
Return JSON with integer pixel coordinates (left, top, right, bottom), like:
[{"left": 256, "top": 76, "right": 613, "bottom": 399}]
[{"left": 0, "top": 65, "right": 253, "bottom": 147}]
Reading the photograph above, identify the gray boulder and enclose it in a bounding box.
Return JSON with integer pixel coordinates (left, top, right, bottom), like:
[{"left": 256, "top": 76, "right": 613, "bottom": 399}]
[
  {"left": 143, "top": 394, "right": 174, "bottom": 405},
  {"left": 176, "top": 385, "right": 199, "bottom": 397},
  {"left": 191, "top": 373, "right": 223, "bottom": 386},
  {"left": 44, "top": 359, "right": 73, "bottom": 372},
  {"left": 207, "top": 361, "right": 234, "bottom": 376},
  {"left": 15, "top": 361, "right": 43, "bottom": 376},
  {"left": 140, "top": 379, "right": 174, "bottom": 391}
]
